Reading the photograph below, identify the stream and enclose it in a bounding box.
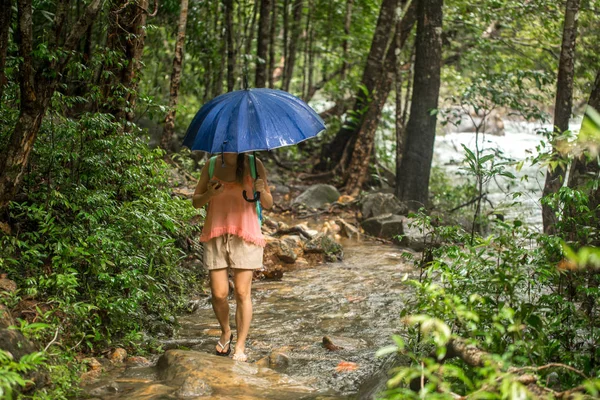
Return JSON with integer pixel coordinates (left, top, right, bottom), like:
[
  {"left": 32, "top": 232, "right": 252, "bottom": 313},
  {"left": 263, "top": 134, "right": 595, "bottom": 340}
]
[{"left": 83, "top": 239, "right": 416, "bottom": 399}]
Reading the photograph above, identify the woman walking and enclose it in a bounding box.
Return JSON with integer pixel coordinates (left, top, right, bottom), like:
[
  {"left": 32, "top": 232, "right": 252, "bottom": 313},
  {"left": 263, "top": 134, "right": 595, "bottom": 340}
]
[{"left": 192, "top": 153, "right": 273, "bottom": 362}]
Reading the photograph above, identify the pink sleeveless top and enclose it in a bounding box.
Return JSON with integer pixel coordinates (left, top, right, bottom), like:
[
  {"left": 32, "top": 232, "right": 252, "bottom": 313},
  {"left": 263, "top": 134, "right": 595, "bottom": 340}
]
[{"left": 199, "top": 175, "right": 265, "bottom": 247}]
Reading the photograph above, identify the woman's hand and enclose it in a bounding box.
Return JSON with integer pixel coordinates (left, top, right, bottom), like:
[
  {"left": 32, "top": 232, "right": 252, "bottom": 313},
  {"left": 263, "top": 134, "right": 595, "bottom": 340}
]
[
  {"left": 254, "top": 178, "right": 266, "bottom": 193},
  {"left": 207, "top": 180, "right": 224, "bottom": 197}
]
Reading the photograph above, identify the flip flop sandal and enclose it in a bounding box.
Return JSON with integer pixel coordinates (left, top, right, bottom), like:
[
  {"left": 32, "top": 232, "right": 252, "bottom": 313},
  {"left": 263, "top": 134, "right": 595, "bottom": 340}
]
[
  {"left": 232, "top": 352, "right": 248, "bottom": 362},
  {"left": 216, "top": 333, "right": 233, "bottom": 356}
]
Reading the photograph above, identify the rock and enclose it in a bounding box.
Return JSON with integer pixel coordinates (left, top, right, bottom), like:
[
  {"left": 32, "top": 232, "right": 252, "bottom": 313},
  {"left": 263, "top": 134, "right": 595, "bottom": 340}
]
[
  {"left": 88, "top": 382, "right": 119, "bottom": 397},
  {"left": 109, "top": 348, "right": 127, "bottom": 364},
  {"left": 0, "top": 278, "right": 17, "bottom": 294},
  {"left": 337, "top": 219, "right": 361, "bottom": 240},
  {"left": 156, "top": 350, "right": 314, "bottom": 398},
  {"left": 84, "top": 357, "right": 103, "bottom": 371},
  {"left": 125, "top": 356, "right": 150, "bottom": 366},
  {"left": 361, "top": 214, "right": 404, "bottom": 240},
  {"left": 303, "top": 234, "right": 343, "bottom": 262},
  {"left": 175, "top": 372, "right": 213, "bottom": 398},
  {"left": 262, "top": 265, "right": 284, "bottom": 280},
  {"left": 276, "top": 240, "right": 297, "bottom": 264},
  {"left": 292, "top": 184, "right": 341, "bottom": 209},
  {"left": 400, "top": 217, "right": 440, "bottom": 252},
  {"left": 268, "top": 351, "right": 290, "bottom": 370},
  {"left": 0, "top": 304, "right": 15, "bottom": 329},
  {"left": 323, "top": 336, "right": 344, "bottom": 351},
  {"left": 361, "top": 193, "right": 408, "bottom": 220}
]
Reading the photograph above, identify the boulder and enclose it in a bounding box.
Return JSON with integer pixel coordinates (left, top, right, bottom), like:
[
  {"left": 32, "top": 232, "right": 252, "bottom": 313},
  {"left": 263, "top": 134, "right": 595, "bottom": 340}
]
[
  {"left": 337, "top": 219, "right": 361, "bottom": 240},
  {"left": 156, "top": 350, "right": 314, "bottom": 399},
  {"left": 361, "top": 193, "right": 408, "bottom": 220},
  {"left": 276, "top": 240, "right": 297, "bottom": 264},
  {"left": 303, "top": 234, "right": 343, "bottom": 262},
  {"left": 109, "top": 347, "right": 128, "bottom": 364},
  {"left": 361, "top": 214, "right": 404, "bottom": 240},
  {"left": 292, "top": 184, "right": 341, "bottom": 209}
]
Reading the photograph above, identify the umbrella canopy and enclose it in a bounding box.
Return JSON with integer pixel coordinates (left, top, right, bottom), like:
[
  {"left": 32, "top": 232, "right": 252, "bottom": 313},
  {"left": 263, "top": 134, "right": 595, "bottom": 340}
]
[{"left": 182, "top": 88, "right": 326, "bottom": 153}]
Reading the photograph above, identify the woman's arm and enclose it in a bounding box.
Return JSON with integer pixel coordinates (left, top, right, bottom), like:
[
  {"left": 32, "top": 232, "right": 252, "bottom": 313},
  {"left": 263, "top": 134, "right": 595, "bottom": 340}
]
[
  {"left": 192, "top": 162, "right": 223, "bottom": 209},
  {"left": 255, "top": 158, "right": 273, "bottom": 210}
]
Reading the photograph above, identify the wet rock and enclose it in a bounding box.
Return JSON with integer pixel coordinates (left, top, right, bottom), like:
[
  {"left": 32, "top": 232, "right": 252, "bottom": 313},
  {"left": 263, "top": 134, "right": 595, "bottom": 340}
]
[
  {"left": 268, "top": 351, "right": 291, "bottom": 370},
  {"left": 156, "top": 350, "right": 314, "bottom": 398},
  {"left": 303, "top": 234, "right": 343, "bottom": 262},
  {"left": 361, "top": 193, "right": 408, "bottom": 220},
  {"left": 175, "top": 372, "right": 213, "bottom": 398},
  {"left": 361, "top": 214, "right": 404, "bottom": 240},
  {"left": 127, "top": 383, "right": 175, "bottom": 398},
  {"left": 263, "top": 264, "right": 284, "bottom": 280},
  {"left": 292, "top": 184, "right": 341, "bottom": 209},
  {"left": 109, "top": 348, "right": 127, "bottom": 364},
  {"left": 88, "top": 382, "right": 119, "bottom": 397},
  {"left": 337, "top": 219, "right": 361, "bottom": 240},
  {"left": 0, "top": 278, "right": 17, "bottom": 294},
  {"left": 125, "top": 356, "right": 151, "bottom": 367},
  {"left": 323, "top": 336, "right": 344, "bottom": 351}
]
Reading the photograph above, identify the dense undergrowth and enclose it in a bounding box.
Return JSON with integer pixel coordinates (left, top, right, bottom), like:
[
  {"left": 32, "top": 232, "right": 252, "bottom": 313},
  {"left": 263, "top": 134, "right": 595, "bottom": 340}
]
[{"left": 0, "top": 111, "right": 204, "bottom": 398}]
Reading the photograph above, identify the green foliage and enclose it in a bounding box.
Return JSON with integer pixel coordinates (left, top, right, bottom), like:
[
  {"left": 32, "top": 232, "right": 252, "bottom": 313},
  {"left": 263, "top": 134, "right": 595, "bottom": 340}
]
[
  {"left": 0, "top": 349, "right": 47, "bottom": 399},
  {"left": 0, "top": 110, "right": 203, "bottom": 351},
  {"left": 380, "top": 211, "right": 600, "bottom": 399}
]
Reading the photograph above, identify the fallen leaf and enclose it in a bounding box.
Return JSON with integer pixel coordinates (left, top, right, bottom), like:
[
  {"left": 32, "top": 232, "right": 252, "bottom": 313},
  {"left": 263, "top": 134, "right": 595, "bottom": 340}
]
[{"left": 336, "top": 361, "right": 358, "bottom": 372}]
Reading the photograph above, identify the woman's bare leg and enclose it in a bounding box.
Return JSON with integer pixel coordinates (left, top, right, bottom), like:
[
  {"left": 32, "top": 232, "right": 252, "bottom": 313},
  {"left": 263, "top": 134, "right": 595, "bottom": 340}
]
[
  {"left": 210, "top": 268, "right": 231, "bottom": 352},
  {"left": 232, "top": 269, "right": 253, "bottom": 357}
]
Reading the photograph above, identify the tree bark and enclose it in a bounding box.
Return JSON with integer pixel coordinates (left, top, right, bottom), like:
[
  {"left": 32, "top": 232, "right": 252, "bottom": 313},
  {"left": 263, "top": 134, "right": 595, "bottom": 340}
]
[
  {"left": 344, "top": 3, "right": 417, "bottom": 196},
  {"left": 282, "top": 0, "right": 303, "bottom": 92},
  {"left": 396, "top": 0, "right": 443, "bottom": 210},
  {"left": 282, "top": 0, "right": 290, "bottom": 87},
  {"left": 541, "top": 0, "right": 580, "bottom": 234},
  {"left": 0, "top": 0, "right": 104, "bottom": 210},
  {"left": 224, "top": 0, "right": 236, "bottom": 91},
  {"left": 161, "top": 0, "right": 189, "bottom": 152},
  {"left": 268, "top": 0, "right": 277, "bottom": 88},
  {"left": 255, "top": 0, "right": 271, "bottom": 88},
  {"left": 340, "top": 0, "right": 354, "bottom": 81},
  {"left": 215, "top": 1, "right": 226, "bottom": 96},
  {"left": 317, "top": 0, "right": 401, "bottom": 171},
  {"left": 0, "top": 0, "right": 13, "bottom": 100}
]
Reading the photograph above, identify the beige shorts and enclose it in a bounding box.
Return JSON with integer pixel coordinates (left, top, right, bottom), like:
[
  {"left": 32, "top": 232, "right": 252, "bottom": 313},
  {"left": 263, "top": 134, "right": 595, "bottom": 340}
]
[{"left": 203, "top": 234, "right": 264, "bottom": 270}]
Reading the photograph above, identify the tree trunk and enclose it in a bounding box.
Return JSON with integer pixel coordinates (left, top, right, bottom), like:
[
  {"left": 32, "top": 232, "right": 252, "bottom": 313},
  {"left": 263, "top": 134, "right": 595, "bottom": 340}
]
[
  {"left": 215, "top": 2, "right": 226, "bottom": 96},
  {"left": 282, "top": 0, "right": 303, "bottom": 92},
  {"left": 396, "top": 0, "right": 444, "bottom": 210},
  {"left": 0, "top": 0, "right": 12, "bottom": 100},
  {"left": 282, "top": 0, "right": 290, "bottom": 87},
  {"left": 224, "top": 0, "right": 236, "bottom": 91},
  {"left": 301, "top": 1, "right": 312, "bottom": 99},
  {"left": 255, "top": 0, "right": 271, "bottom": 88},
  {"left": 0, "top": 0, "right": 103, "bottom": 210},
  {"left": 317, "top": 0, "right": 401, "bottom": 171},
  {"left": 344, "top": 3, "right": 417, "bottom": 196},
  {"left": 161, "top": 0, "right": 189, "bottom": 152},
  {"left": 395, "top": 32, "right": 410, "bottom": 198},
  {"left": 268, "top": 0, "right": 277, "bottom": 88},
  {"left": 541, "top": 0, "right": 581, "bottom": 234},
  {"left": 340, "top": 0, "right": 354, "bottom": 81}
]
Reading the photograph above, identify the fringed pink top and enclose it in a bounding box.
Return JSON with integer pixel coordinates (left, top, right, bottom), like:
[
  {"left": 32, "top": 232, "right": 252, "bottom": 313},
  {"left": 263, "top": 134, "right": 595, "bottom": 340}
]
[{"left": 199, "top": 175, "right": 265, "bottom": 247}]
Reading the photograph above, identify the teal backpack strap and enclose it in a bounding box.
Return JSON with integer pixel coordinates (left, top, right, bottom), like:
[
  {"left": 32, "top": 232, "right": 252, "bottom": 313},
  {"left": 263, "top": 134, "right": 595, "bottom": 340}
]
[
  {"left": 208, "top": 156, "right": 217, "bottom": 179},
  {"left": 248, "top": 154, "right": 262, "bottom": 227}
]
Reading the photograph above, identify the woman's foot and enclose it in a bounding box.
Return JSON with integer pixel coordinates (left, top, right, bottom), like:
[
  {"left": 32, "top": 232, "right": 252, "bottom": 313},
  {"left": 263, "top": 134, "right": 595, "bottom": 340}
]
[
  {"left": 216, "top": 330, "right": 233, "bottom": 356},
  {"left": 232, "top": 352, "right": 248, "bottom": 362}
]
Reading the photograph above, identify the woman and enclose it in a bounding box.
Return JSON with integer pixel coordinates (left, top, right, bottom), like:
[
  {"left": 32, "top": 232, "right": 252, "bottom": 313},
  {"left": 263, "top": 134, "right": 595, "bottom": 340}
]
[{"left": 192, "top": 153, "right": 273, "bottom": 362}]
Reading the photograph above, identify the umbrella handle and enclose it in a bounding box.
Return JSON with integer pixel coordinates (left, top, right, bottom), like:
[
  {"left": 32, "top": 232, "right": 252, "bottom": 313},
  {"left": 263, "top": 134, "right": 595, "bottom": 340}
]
[{"left": 242, "top": 190, "right": 260, "bottom": 203}]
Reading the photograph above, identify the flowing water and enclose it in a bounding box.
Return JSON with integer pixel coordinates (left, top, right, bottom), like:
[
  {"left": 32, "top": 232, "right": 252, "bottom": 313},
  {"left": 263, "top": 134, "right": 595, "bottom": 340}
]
[{"left": 84, "top": 240, "right": 416, "bottom": 399}]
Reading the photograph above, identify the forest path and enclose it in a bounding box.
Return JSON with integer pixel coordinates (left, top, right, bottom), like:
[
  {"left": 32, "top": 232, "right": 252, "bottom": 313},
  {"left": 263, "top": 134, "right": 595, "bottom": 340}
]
[{"left": 83, "top": 240, "right": 414, "bottom": 399}]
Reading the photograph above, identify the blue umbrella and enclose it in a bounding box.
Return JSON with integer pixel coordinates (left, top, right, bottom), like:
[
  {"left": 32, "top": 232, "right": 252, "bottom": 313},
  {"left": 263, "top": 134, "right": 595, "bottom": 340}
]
[{"left": 182, "top": 88, "right": 325, "bottom": 154}]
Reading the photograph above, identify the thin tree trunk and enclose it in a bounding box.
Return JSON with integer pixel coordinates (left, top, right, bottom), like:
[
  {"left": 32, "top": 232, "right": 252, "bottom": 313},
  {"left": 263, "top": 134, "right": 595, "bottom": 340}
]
[
  {"left": 282, "top": 0, "right": 303, "bottom": 92},
  {"left": 302, "top": 1, "right": 311, "bottom": 99},
  {"left": 0, "top": 0, "right": 13, "bottom": 101},
  {"left": 317, "top": 0, "right": 402, "bottom": 171},
  {"left": 282, "top": 0, "right": 290, "bottom": 87},
  {"left": 0, "top": 0, "right": 103, "bottom": 210},
  {"left": 268, "top": 0, "right": 277, "bottom": 88},
  {"left": 215, "top": 2, "right": 226, "bottom": 96},
  {"left": 395, "top": 31, "right": 410, "bottom": 197},
  {"left": 224, "top": 0, "right": 236, "bottom": 91},
  {"left": 541, "top": 0, "right": 581, "bottom": 234},
  {"left": 161, "top": 0, "right": 189, "bottom": 151},
  {"left": 396, "top": 0, "right": 444, "bottom": 209},
  {"left": 307, "top": 8, "right": 315, "bottom": 100},
  {"left": 344, "top": 3, "right": 417, "bottom": 196},
  {"left": 255, "top": 0, "right": 271, "bottom": 88},
  {"left": 341, "top": 0, "right": 354, "bottom": 81}
]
